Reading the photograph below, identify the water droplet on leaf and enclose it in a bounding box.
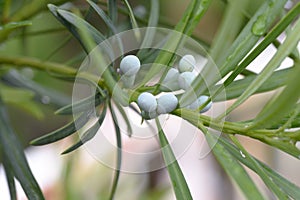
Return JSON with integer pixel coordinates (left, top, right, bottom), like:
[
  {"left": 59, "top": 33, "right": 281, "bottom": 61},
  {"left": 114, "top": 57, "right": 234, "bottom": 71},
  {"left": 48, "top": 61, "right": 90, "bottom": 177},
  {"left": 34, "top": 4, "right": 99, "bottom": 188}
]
[
  {"left": 41, "top": 96, "right": 51, "bottom": 104},
  {"left": 240, "top": 151, "right": 246, "bottom": 158},
  {"left": 252, "top": 14, "right": 267, "bottom": 36},
  {"left": 295, "top": 141, "right": 300, "bottom": 150}
]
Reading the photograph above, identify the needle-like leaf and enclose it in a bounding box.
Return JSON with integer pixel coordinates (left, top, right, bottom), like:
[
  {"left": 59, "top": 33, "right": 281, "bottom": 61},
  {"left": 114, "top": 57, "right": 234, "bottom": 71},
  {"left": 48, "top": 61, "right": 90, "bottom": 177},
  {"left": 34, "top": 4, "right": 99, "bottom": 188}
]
[{"left": 155, "top": 118, "right": 193, "bottom": 200}]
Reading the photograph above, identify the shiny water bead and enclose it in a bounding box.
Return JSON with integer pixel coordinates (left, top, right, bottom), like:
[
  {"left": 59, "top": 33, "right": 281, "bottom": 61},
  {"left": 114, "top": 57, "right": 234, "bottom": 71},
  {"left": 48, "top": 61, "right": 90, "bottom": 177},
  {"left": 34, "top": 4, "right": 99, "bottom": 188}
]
[
  {"left": 120, "top": 55, "right": 141, "bottom": 76},
  {"left": 178, "top": 72, "right": 196, "bottom": 90},
  {"left": 161, "top": 68, "right": 180, "bottom": 91},
  {"left": 188, "top": 95, "right": 212, "bottom": 113},
  {"left": 157, "top": 93, "right": 178, "bottom": 114},
  {"left": 178, "top": 54, "right": 196, "bottom": 73},
  {"left": 137, "top": 92, "right": 157, "bottom": 112}
]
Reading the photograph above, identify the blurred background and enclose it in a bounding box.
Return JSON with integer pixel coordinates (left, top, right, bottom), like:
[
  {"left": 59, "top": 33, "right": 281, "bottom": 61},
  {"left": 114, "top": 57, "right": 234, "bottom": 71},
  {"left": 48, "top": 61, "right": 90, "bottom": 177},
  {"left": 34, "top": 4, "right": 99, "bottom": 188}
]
[{"left": 0, "top": 0, "right": 300, "bottom": 199}]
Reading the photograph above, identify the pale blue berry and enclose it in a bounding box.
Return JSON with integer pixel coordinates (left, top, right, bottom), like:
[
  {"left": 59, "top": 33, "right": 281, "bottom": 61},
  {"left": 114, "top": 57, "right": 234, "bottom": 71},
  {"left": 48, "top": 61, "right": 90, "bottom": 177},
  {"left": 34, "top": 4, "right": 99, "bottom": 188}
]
[
  {"left": 178, "top": 72, "right": 196, "bottom": 90},
  {"left": 188, "top": 95, "right": 212, "bottom": 113},
  {"left": 137, "top": 92, "right": 157, "bottom": 112},
  {"left": 179, "top": 55, "right": 196, "bottom": 73},
  {"left": 157, "top": 93, "right": 178, "bottom": 114},
  {"left": 161, "top": 68, "right": 180, "bottom": 91},
  {"left": 120, "top": 55, "right": 141, "bottom": 76}
]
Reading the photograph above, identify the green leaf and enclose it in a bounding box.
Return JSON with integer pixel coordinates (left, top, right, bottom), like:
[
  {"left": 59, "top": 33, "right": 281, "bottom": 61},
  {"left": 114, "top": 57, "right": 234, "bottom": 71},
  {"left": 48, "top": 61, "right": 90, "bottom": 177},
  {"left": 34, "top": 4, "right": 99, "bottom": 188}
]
[
  {"left": 210, "top": 67, "right": 290, "bottom": 102},
  {"left": 219, "top": 17, "right": 300, "bottom": 119},
  {"left": 140, "top": 0, "right": 212, "bottom": 87},
  {"left": 269, "top": 103, "right": 300, "bottom": 129},
  {"left": 155, "top": 118, "right": 193, "bottom": 200},
  {"left": 0, "top": 99, "right": 44, "bottom": 200},
  {"left": 204, "top": 132, "right": 264, "bottom": 200},
  {"left": 136, "top": 0, "right": 159, "bottom": 57},
  {"left": 114, "top": 102, "right": 133, "bottom": 136},
  {"left": 87, "top": 0, "right": 123, "bottom": 53},
  {"left": 55, "top": 92, "right": 105, "bottom": 115},
  {"left": 258, "top": 136, "right": 300, "bottom": 159},
  {"left": 87, "top": 0, "right": 117, "bottom": 33},
  {"left": 229, "top": 135, "right": 288, "bottom": 199},
  {"left": 2, "top": 156, "right": 17, "bottom": 200},
  {"left": 209, "top": 0, "right": 248, "bottom": 65},
  {"left": 180, "top": 0, "right": 287, "bottom": 106},
  {"left": 108, "top": 102, "right": 122, "bottom": 200},
  {"left": 48, "top": 4, "right": 106, "bottom": 52},
  {"left": 211, "top": 2, "right": 300, "bottom": 100},
  {"left": 216, "top": 2, "right": 300, "bottom": 101},
  {"left": 107, "top": 0, "right": 117, "bottom": 24},
  {"left": 61, "top": 105, "right": 107, "bottom": 154},
  {"left": 121, "top": 0, "right": 140, "bottom": 39},
  {"left": 0, "top": 20, "right": 32, "bottom": 31},
  {"left": 251, "top": 61, "right": 300, "bottom": 129},
  {"left": 219, "top": 136, "right": 300, "bottom": 199},
  {"left": 0, "top": 84, "right": 44, "bottom": 119},
  {"left": 4, "top": 70, "right": 71, "bottom": 107},
  {"left": 30, "top": 112, "right": 90, "bottom": 145}
]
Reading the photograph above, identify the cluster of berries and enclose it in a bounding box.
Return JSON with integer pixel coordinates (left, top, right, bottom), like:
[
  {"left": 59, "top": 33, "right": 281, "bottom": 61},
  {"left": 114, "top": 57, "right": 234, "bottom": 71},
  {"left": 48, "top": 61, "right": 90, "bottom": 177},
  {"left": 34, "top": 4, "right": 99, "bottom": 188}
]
[{"left": 119, "top": 54, "right": 212, "bottom": 119}]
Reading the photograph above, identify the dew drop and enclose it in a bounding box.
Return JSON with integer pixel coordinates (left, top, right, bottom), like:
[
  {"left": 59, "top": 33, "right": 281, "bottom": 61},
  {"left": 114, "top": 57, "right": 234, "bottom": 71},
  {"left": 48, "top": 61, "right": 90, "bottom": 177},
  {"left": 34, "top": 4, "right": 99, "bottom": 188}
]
[
  {"left": 284, "top": 0, "right": 293, "bottom": 9},
  {"left": 240, "top": 151, "right": 246, "bottom": 158},
  {"left": 21, "top": 68, "right": 34, "bottom": 79},
  {"left": 272, "top": 136, "right": 279, "bottom": 140},
  {"left": 226, "top": 54, "right": 234, "bottom": 62},
  {"left": 133, "top": 5, "right": 147, "bottom": 18},
  {"left": 295, "top": 141, "right": 300, "bottom": 150},
  {"left": 41, "top": 95, "right": 51, "bottom": 104},
  {"left": 251, "top": 14, "right": 267, "bottom": 36}
]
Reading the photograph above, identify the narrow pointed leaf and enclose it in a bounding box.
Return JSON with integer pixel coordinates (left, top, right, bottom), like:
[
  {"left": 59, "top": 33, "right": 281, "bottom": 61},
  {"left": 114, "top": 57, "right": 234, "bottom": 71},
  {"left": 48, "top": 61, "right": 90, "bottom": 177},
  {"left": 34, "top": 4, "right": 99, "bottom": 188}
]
[
  {"left": 204, "top": 132, "right": 264, "bottom": 200},
  {"left": 137, "top": 0, "right": 159, "bottom": 57},
  {"left": 122, "top": 0, "right": 140, "bottom": 39},
  {"left": 56, "top": 8, "right": 106, "bottom": 44},
  {"left": 55, "top": 92, "right": 105, "bottom": 115},
  {"left": 212, "top": 2, "right": 300, "bottom": 100},
  {"left": 3, "top": 70, "right": 71, "bottom": 107},
  {"left": 0, "top": 99, "right": 44, "bottom": 199},
  {"left": 48, "top": 4, "right": 106, "bottom": 52},
  {"left": 155, "top": 119, "right": 193, "bottom": 200},
  {"left": 218, "top": 136, "right": 300, "bottom": 199},
  {"left": 87, "top": 0, "right": 123, "bottom": 54},
  {"left": 219, "top": 17, "right": 300, "bottom": 119},
  {"left": 252, "top": 62, "right": 300, "bottom": 129},
  {"left": 115, "top": 103, "right": 133, "bottom": 136},
  {"left": 210, "top": 67, "right": 290, "bottom": 101},
  {"left": 1, "top": 20, "right": 32, "bottom": 31},
  {"left": 61, "top": 105, "right": 107, "bottom": 154},
  {"left": 230, "top": 135, "right": 288, "bottom": 199},
  {"left": 87, "top": 0, "right": 118, "bottom": 33},
  {"left": 2, "top": 157, "right": 17, "bottom": 200},
  {"left": 209, "top": 0, "right": 248, "bottom": 65},
  {"left": 107, "top": 0, "right": 117, "bottom": 24},
  {"left": 181, "top": 0, "right": 287, "bottom": 105},
  {"left": 108, "top": 102, "right": 122, "bottom": 200},
  {"left": 30, "top": 112, "right": 90, "bottom": 145},
  {"left": 140, "top": 0, "right": 212, "bottom": 86}
]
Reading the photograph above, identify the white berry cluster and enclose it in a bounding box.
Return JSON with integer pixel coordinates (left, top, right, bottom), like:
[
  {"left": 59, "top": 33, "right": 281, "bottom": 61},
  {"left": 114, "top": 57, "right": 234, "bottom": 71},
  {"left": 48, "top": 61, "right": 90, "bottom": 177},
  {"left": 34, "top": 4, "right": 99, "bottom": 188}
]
[
  {"left": 161, "top": 54, "right": 212, "bottom": 113},
  {"left": 161, "top": 54, "right": 196, "bottom": 91},
  {"left": 119, "top": 54, "right": 212, "bottom": 119},
  {"left": 137, "top": 92, "right": 178, "bottom": 119}
]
